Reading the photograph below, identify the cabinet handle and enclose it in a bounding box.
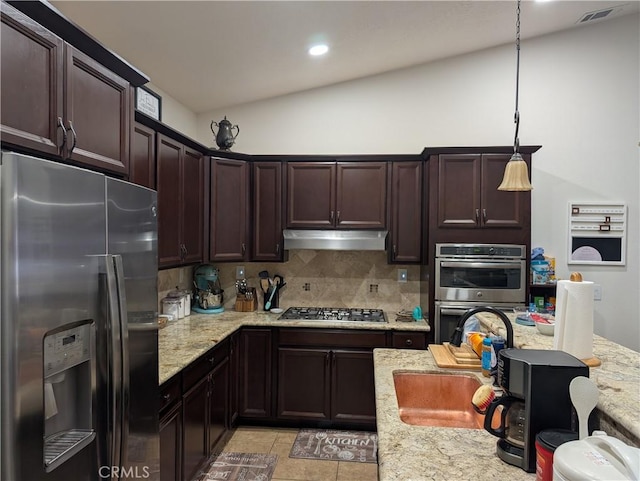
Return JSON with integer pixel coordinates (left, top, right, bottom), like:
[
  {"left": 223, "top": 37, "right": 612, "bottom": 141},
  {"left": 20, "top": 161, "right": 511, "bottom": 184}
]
[
  {"left": 67, "top": 121, "right": 77, "bottom": 158},
  {"left": 336, "top": 211, "right": 341, "bottom": 223},
  {"left": 482, "top": 208, "right": 487, "bottom": 223},
  {"left": 393, "top": 245, "right": 397, "bottom": 258},
  {"left": 241, "top": 243, "right": 246, "bottom": 255},
  {"left": 180, "top": 244, "right": 187, "bottom": 261},
  {"left": 330, "top": 211, "right": 334, "bottom": 223},
  {"left": 162, "top": 393, "right": 171, "bottom": 401},
  {"left": 325, "top": 352, "right": 330, "bottom": 366},
  {"left": 276, "top": 243, "right": 280, "bottom": 255},
  {"left": 405, "top": 339, "right": 413, "bottom": 347},
  {"left": 475, "top": 209, "right": 480, "bottom": 224},
  {"left": 209, "top": 356, "right": 215, "bottom": 365},
  {"left": 56, "top": 117, "right": 67, "bottom": 152}
]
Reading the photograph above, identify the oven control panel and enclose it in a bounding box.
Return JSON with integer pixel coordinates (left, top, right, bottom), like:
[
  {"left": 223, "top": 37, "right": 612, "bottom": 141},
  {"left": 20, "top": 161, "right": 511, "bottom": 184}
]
[{"left": 436, "top": 244, "right": 525, "bottom": 258}]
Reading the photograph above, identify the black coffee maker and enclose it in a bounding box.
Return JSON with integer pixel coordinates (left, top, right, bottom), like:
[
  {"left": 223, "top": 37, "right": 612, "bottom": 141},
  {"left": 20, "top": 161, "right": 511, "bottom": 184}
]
[{"left": 483, "top": 349, "right": 588, "bottom": 472}]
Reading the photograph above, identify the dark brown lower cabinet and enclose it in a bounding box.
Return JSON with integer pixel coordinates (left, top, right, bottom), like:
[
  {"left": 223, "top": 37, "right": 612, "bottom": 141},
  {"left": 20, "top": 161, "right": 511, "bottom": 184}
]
[
  {"left": 182, "top": 376, "right": 209, "bottom": 481},
  {"left": 160, "top": 403, "right": 183, "bottom": 481},
  {"left": 239, "top": 328, "right": 273, "bottom": 419},
  {"left": 208, "top": 357, "right": 230, "bottom": 452},
  {"left": 277, "top": 348, "right": 331, "bottom": 421},
  {"left": 276, "top": 329, "right": 386, "bottom": 429}
]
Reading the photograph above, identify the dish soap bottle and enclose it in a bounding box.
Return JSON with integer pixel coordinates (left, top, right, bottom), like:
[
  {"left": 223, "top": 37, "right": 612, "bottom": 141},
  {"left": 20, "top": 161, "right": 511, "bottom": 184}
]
[{"left": 481, "top": 337, "right": 492, "bottom": 377}]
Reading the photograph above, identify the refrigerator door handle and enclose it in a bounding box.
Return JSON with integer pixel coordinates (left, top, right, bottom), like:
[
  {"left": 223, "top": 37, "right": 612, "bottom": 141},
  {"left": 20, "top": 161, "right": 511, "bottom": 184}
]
[
  {"left": 104, "top": 255, "right": 126, "bottom": 475},
  {"left": 112, "top": 254, "right": 130, "bottom": 467}
]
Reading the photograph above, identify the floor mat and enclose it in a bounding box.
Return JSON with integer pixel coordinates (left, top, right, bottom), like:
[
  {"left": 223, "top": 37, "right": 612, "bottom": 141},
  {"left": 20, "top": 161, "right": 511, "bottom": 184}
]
[
  {"left": 289, "top": 429, "right": 377, "bottom": 463},
  {"left": 195, "top": 452, "right": 278, "bottom": 481}
]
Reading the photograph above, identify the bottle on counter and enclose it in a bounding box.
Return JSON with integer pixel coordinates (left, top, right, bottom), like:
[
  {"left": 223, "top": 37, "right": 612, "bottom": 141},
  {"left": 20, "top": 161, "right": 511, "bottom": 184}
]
[{"left": 481, "top": 337, "right": 492, "bottom": 377}]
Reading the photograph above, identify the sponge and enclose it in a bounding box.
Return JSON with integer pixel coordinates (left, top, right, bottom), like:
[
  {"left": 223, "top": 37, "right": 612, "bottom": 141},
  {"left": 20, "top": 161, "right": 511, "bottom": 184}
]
[{"left": 471, "top": 384, "right": 495, "bottom": 414}]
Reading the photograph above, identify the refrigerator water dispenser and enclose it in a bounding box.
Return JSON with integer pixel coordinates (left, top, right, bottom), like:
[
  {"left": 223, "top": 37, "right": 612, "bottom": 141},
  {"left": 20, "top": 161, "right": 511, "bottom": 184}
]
[{"left": 43, "top": 321, "right": 96, "bottom": 472}]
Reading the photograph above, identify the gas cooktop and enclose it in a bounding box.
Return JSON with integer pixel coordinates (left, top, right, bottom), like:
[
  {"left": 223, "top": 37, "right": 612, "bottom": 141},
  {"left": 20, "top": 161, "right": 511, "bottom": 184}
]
[{"left": 277, "top": 307, "right": 387, "bottom": 323}]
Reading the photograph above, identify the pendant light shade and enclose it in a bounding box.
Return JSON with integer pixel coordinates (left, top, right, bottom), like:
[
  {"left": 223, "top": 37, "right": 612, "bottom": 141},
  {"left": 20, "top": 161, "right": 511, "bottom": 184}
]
[
  {"left": 499, "top": 0, "right": 533, "bottom": 192},
  {"left": 498, "top": 153, "right": 532, "bottom": 191}
]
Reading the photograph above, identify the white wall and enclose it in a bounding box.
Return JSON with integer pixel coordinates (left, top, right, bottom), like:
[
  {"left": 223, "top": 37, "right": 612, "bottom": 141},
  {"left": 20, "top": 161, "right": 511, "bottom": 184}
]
[
  {"left": 146, "top": 82, "right": 199, "bottom": 140},
  {"left": 190, "top": 15, "right": 640, "bottom": 350}
]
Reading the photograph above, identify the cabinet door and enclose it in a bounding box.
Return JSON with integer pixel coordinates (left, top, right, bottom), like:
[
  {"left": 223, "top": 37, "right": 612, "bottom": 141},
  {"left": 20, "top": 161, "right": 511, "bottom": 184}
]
[
  {"left": 210, "top": 158, "right": 248, "bottom": 261},
  {"left": 64, "top": 46, "right": 130, "bottom": 175},
  {"left": 1, "top": 2, "right": 64, "bottom": 157},
  {"left": 481, "top": 154, "right": 527, "bottom": 228},
  {"left": 228, "top": 332, "right": 240, "bottom": 426},
  {"left": 208, "top": 357, "right": 229, "bottom": 453},
  {"left": 277, "top": 348, "right": 330, "bottom": 421},
  {"left": 156, "top": 134, "right": 183, "bottom": 267},
  {"left": 252, "top": 162, "right": 283, "bottom": 261},
  {"left": 181, "top": 147, "right": 204, "bottom": 264},
  {"left": 331, "top": 350, "right": 376, "bottom": 425},
  {"left": 390, "top": 161, "right": 422, "bottom": 262},
  {"left": 129, "top": 122, "right": 155, "bottom": 188},
  {"left": 286, "top": 162, "right": 335, "bottom": 228},
  {"left": 239, "top": 328, "right": 273, "bottom": 419},
  {"left": 160, "top": 403, "right": 183, "bottom": 481},
  {"left": 182, "top": 376, "right": 209, "bottom": 481},
  {"left": 336, "top": 162, "right": 387, "bottom": 229},
  {"left": 437, "top": 154, "right": 481, "bottom": 228}
]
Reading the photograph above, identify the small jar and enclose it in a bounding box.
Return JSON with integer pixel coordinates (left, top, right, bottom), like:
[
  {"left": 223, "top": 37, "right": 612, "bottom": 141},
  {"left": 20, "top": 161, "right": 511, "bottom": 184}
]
[
  {"left": 161, "top": 298, "right": 181, "bottom": 320},
  {"left": 481, "top": 337, "right": 492, "bottom": 377}
]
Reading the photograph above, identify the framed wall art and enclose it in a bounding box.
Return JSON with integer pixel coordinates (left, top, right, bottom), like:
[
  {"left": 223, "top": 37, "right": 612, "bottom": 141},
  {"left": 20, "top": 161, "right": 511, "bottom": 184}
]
[{"left": 135, "top": 86, "right": 162, "bottom": 121}]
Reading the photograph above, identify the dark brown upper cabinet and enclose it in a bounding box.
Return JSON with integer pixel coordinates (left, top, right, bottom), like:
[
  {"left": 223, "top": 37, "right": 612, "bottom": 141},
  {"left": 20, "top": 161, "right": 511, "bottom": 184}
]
[
  {"left": 156, "top": 134, "right": 204, "bottom": 268},
  {"left": 210, "top": 158, "right": 249, "bottom": 262},
  {"left": 436, "top": 153, "right": 528, "bottom": 229},
  {"left": 389, "top": 161, "right": 423, "bottom": 263},
  {"left": 286, "top": 161, "right": 387, "bottom": 229},
  {"left": 129, "top": 121, "right": 155, "bottom": 188},
  {"left": 252, "top": 162, "right": 283, "bottom": 261},
  {"left": 0, "top": 3, "right": 130, "bottom": 176}
]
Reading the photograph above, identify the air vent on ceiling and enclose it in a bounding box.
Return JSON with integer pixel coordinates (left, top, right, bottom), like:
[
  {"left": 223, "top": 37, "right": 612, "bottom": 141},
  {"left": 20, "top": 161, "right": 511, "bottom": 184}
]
[{"left": 577, "top": 4, "right": 628, "bottom": 24}]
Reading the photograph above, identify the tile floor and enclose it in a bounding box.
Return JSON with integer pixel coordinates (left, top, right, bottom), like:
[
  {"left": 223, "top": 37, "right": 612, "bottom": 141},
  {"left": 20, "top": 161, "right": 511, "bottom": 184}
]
[{"left": 222, "top": 426, "right": 379, "bottom": 481}]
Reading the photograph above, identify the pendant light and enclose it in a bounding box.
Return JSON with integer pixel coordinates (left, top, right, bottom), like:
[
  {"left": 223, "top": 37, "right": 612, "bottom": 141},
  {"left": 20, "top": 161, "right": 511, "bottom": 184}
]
[{"left": 498, "top": 0, "right": 533, "bottom": 191}]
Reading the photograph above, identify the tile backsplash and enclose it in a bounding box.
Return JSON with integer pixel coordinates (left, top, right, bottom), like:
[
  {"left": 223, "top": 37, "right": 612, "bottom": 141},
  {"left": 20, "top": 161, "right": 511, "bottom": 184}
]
[{"left": 158, "top": 250, "right": 424, "bottom": 319}]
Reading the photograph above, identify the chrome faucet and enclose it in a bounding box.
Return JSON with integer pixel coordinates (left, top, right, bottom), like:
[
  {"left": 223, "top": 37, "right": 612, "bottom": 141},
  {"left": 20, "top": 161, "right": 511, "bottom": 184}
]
[{"left": 449, "top": 306, "right": 514, "bottom": 349}]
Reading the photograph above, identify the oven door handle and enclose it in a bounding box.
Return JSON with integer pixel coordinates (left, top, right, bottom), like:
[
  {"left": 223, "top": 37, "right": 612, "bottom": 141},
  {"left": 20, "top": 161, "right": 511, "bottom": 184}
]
[
  {"left": 440, "top": 307, "right": 473, "bottom": 316},
  {"left": 439, "top": 261, "right": 523, "bottom": 269}
]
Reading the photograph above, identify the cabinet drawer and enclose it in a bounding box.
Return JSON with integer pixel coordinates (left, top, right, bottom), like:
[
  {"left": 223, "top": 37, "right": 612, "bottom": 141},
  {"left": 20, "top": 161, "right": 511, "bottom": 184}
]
[
  {"left": 391, "top": 332, "right": 428, "bottom": 350},
  {"left": 278, "top": 328, "right": 386, "bottom": 349},
  {"left": 183, "top": 339, "right": 230, "bottom": 391},
  {"left": 159, "top": 375, "right": 181, "bottom": 413}
]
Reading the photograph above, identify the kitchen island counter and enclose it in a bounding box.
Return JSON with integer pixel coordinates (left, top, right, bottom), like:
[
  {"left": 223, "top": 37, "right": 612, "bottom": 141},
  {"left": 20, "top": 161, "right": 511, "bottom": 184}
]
[
  {"left": 374, "top": 313, "right": 639, "bottom": 481},
  {"left": 158, "top": 309, "right": 430, "bottom": 385}
]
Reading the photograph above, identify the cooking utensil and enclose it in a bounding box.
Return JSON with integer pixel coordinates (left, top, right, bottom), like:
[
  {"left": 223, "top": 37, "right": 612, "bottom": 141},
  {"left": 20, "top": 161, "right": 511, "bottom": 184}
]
[
  {"left": 569, "top": 376, "right": 599, "bottom": 440},
  {"left": 264, "top": 277, "right": 280, "bottom": 310}
]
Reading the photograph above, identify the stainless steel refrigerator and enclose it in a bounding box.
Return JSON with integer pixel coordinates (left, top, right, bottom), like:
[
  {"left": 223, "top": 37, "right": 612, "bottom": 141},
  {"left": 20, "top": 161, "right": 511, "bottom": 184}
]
[{"left": 1, "top": 151, "right": 160, "bottom": 480}]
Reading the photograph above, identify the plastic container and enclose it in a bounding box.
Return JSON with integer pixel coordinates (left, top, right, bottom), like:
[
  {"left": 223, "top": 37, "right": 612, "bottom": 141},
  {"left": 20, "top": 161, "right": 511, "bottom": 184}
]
[
  {"left": 552, "top": 432, "right": 640, "bottom": 480},
  {"left": 481, "top": 337, "right": 492, "bottom": 377},
  {"left": 535, "top": 429, "right": 578, "bottom": 481}
]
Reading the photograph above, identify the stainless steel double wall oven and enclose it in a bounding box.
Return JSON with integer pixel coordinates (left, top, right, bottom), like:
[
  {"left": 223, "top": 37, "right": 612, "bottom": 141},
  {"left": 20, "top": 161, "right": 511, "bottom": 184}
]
[{"left": 434, "top": 243, "right": 527, "bottom": 344}]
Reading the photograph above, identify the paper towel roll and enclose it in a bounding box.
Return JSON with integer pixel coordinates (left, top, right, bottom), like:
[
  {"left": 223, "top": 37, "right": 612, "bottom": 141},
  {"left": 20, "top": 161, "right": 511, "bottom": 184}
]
[{"left": 553, "top": 280, "right": 594, "bottom": 359}]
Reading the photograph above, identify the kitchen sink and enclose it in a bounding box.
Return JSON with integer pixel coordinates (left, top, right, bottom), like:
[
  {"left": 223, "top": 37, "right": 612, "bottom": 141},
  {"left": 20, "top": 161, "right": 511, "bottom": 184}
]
[{"left": 393, "top": 371, "right": 484, "bottom": 429}]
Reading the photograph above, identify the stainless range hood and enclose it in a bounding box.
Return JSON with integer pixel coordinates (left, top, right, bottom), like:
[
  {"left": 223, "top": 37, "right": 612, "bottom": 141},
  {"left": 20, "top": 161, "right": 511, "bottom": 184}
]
[{"left": 283, "top": 229, "right": 388, "bottom": 251}]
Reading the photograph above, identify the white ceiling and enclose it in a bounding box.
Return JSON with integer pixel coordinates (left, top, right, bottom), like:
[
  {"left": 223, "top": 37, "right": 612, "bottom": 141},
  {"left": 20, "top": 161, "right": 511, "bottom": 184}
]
[{"left": 51, "top": 1, "right": 638, "bottom": 114}]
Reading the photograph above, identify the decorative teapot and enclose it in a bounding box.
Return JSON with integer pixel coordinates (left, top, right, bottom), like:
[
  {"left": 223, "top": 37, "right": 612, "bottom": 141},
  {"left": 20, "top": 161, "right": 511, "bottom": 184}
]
[{"left": 210, "top": 116, "right": 239, "bottom": 150}]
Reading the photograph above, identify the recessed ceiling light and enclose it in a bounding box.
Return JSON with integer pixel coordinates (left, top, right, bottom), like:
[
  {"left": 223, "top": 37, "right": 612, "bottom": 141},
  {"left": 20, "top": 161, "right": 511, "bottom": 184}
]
[{"left": 308, "top": 44, "right": 329, "bottom": 56}]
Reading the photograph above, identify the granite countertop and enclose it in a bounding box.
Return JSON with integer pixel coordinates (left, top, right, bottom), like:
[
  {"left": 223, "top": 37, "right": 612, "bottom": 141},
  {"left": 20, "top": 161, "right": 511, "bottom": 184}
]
[
  {"left": 373, "top": 312, "right": 640, "bottom": 481},
  {"left": 158, "top": 309, "right": 430, "bottom": 385}
]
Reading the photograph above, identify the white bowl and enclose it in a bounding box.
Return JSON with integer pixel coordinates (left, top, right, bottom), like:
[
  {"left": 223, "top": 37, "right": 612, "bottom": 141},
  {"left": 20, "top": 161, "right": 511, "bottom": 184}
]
[
  {"left": 270, "top": 308, "right": 283, "bottom": 314},
  {"left": 535, "top": 321, "right": 555, "bottom": 336}
]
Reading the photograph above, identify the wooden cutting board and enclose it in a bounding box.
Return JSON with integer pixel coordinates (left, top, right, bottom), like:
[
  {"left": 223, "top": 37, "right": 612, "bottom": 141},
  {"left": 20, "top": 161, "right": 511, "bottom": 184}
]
[
  {"left": 447, "top": 343, "right": 479, "bottom": 360},
  {"left": 430, "top": 343, "right": 481, "bottom": 370}
]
